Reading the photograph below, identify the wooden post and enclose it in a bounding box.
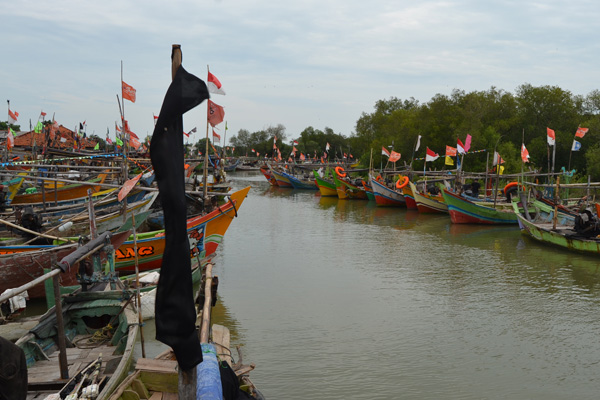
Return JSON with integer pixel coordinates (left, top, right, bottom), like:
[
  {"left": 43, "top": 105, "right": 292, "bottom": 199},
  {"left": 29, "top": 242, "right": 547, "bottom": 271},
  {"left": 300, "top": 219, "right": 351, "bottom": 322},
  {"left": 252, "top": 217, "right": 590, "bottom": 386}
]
[
  {"left": 53, "top": 271, "right": 69, "bottom": 379},
  {"left": 200, "top": 263, "right": 214, "bottom": 343},
  {"left": 553, "top": 176, "right": 560, "bottom": 230}
]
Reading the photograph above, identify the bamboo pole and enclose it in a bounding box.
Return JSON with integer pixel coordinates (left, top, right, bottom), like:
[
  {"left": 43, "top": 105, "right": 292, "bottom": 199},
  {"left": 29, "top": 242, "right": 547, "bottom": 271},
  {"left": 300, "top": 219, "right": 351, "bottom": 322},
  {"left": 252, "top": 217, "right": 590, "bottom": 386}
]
[{"left": 200, "top": 263, "right": 214, "bottom": 343}]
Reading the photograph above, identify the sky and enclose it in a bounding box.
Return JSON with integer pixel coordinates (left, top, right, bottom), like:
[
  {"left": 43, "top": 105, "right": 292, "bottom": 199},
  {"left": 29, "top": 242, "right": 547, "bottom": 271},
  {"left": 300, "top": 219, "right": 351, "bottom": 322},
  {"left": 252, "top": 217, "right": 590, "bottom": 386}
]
[{"left": 2, "top": 0, "right": 599, "bottom": 146}]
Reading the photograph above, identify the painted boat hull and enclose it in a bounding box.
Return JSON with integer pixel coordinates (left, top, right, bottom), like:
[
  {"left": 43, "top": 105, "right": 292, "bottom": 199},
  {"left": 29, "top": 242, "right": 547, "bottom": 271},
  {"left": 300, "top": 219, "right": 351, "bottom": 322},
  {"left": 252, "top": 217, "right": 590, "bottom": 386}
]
[
  {"left": 400, "top": 185, "right": 418, "bottom": 209},
  {"left": 313, "top": 170, "right": 337, "bottom": 196},
  {"left": 442, "top": 189, "right": 517, "bottom": 224},
  {"left": 11, "top": 174, "right": 109, "bottom": 205},
  {"left": 270, "top": 169, "right": 293, "bottom": 188},
  {"left": 370, "top": 177, "right": 406, "bottom": 206},
  {"left": 409, "top": 182, "right": 448, "bottom": 213},
  {"left": 281, "top": 170, "right": 318, "bottom": 190},
  {"left": 260, "top": 166, "right": 278, "bottom": 186}
]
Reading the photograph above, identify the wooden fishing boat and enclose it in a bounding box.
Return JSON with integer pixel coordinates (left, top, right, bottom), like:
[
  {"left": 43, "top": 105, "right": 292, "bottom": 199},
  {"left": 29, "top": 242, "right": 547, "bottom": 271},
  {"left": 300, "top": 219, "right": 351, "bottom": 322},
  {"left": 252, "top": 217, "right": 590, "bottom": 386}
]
[
  {"left": 260, "top": 166, "right": 278, "bottom": 186},
  {"left": 442, "top": 188, "right": 518, "bottom": 224},
  {"left": 409, "top": 181, "right": 448, "bottom": 213},
  {"left": 0, "top": 231, "right": 131, "bottom": 299},
  {"left": 11, "top": 234, "right": 139, "bottom": 400},
  {"left": 280, "top": 170, "right": 318, "bottom": 190},
  {"left": 361, "top": 179, "right": 375, "bottom": 201},
  {"left": 332, "top": 172, "right": 368, "bottom": 200},
  {"left": 112, "top": 186, "right": 251, "bottom": 274},
  {"left": 313, "top": 169, "right": 337, "bottom": 196},
  {"left": 11, "top": 173, "right": 110, "bottom": 206},
  {"left": 370, "top": 176, "right": 406, "bottom": 206},
  {"left": 400, "top": 184, "right": 418, "bottom": 209},
  {"left": 270, "top": 168, "right": 293, "bottom": 188}
]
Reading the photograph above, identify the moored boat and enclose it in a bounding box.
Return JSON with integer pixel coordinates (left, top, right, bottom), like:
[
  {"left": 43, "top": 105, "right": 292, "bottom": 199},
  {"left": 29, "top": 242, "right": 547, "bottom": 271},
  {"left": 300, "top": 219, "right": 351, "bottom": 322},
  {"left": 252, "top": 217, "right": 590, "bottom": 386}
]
[
  {"left": 370, "top": 176, "right": 406, "bottom": 207},
  {"left": 409, "top": 181, "right": 448, "bottom": 213},
  {"left": 442, "top": 188, "right": 518, "bottom": 224},
  {"left": 313, "top": 169, "right": 337, "bottom": 196}
]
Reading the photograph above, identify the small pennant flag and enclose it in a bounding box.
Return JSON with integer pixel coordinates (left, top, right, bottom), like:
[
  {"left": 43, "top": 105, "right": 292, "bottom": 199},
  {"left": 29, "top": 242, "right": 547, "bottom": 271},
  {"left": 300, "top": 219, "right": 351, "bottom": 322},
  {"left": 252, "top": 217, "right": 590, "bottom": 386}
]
[
  {"left": 572, "top": 140, "right": 582, "bottom": 151},
  {"left": 464, "top": 134, "right": 472, "bottom": 152},
  {"left": 493, "top": 151, "right": 505, "bottom": 166},
  {"left": 415, "top": 135, "right": 421, "bottom": 152},
  {"left": 425, "top": 147, "right": 439, "bottom": 162},
  {"left": 212, "top": 129, "right": 221, "bottom": 141},
  {"left": 547, "top": 127, "right": 555, "bottom": 146},
  {"left": 325, "top": 142, "right": 331, "bottom": 152},
  {"left": 300, "top": 153, "right": 305, "bottom": 161},
  {"left": 382, "top": 146, "right": 390, "bottom": 157},
  {"left": 207, "top": 71, "right": 226, "bottom": 95},
  {"left": 7, "top": 127, "right": 15, "bottom": 149},
  {"left": 122, "top": 81, "right": 136, "bottom": 103},
  {"left": 445, "top": 156, "right": 454, "bottom": 166},
  {"left": 521, "top": 143, "right": 530, "bottom": 162},
  {"left": 118, "top": 173, "right": 142, "bottom": 202},
  {"left": 94, "top": 142, "right": 100, "bottom": 150},
  {"left": 575, "top": 127, "right": 588, "bottom": 138},
  {"left": 445, "top": 145, "right": 457, "bottom": 157}
]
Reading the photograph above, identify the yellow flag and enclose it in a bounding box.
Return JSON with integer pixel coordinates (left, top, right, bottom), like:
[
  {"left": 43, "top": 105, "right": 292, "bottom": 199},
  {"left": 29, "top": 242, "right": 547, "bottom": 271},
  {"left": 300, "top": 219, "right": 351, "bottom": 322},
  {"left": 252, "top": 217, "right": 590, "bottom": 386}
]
[
  {"left": 499, "top": 165, "right": 505, "bottom": 175},
  {"left": 445, "top": 155, "right": 454, "bottom": 166}
]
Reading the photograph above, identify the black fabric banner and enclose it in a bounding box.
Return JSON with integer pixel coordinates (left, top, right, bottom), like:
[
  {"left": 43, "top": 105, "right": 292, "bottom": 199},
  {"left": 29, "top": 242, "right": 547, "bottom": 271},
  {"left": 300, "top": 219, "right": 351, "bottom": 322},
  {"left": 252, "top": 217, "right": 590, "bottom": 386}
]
[{"left": 151, "top": 64, "right": 209, "bottom": 370}]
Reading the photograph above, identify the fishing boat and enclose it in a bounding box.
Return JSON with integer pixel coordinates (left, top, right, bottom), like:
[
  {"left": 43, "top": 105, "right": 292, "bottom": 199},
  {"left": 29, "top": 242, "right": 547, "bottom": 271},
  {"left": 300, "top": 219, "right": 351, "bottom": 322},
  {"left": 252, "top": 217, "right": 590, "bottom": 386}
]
[
  {"left": 441, "top": 188, "right": 518, "bottom": 224},
  {"left": 313, "top": 169, "right": 337, "bottom": 196},
  {"left": 10, "top": 173, "right": 110, "bottom": 206},
  {"left": 370, "top": 175, "right": 406, "bottom": 206},
  {"left": 11, "top": 233, "right": 139, "bottom": 400},
  {"left": 260, "top": 166, "right": 278, "bottom": 186},
  {"left": 270, "top": 167, "right": 293, "bottom": 188},
  {"left": 280, "top": 169, "right": 318, "bottom": 190},
  {"left": 361, "top": 179, "right": 375, "bottom": 201},
  {"left": 332, "top": 167, "right": 367, "bottom": 200},
  {"left": 513, "top": 198, "right": 600, "bottom": 255},
  {"left": 409, "top": 181, "right": 448, "bottom": 213},
  {"left": 112, "top": 185, "right": 251, "bottom": 274},
  {"left": 400, "top": 183, "right": 418, "bottom": 210}
]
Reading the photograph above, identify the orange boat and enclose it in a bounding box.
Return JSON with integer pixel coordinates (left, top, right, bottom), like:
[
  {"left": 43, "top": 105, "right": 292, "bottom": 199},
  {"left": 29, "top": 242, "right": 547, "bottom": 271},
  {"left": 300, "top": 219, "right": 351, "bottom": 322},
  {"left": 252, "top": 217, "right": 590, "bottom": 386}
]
[{"left": 11, "top": 173, "right": 109, "bottom": 205}]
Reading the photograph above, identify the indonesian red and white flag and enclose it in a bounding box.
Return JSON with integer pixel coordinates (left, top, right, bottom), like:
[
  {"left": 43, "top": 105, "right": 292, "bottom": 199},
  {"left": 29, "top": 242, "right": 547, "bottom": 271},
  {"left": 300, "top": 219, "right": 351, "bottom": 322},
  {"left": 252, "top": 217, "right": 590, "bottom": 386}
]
[
  {"left": 207, "top": 100, "right": 225, "bottom": 127},
  {"left": 457, "top": 139, "right": 466, "bottom": 154},
  {"left": 115, "top": 124, "right": 122, "bottom": 133},
  {"left": 521, "top": 143, "right": 530, "bottom": 163},
  {"left": 207, "top": 71, "right": 226, "bottom": 95},
  {"left": 445, "top": 145, "right": 457, "bottom": 157},
  {"left": 425, "top": 147, "right": 439, "bottom": 162},
  {"left": 382, "top": 146, "right": 390, "bottom": 157},
  {"left": 575, "top": 127, "right": 588, "bottom": 138},
  {"left": 122, "top": 81, "right": 136, "bottom": 103},
  {"left": 118, "top": 173, "right": 142, "bottom": 202},
  {"left": 153, "top": 114, "right": 158, "bottom": 126},
  {"left": 293, "top": 140, "right": 299, "bottom": 145},
  {"left": 212, "top": 129, "right": 221, "bottom": 141},
  {"left": 547, "top": 127, "right": 555, "bottom": 146},
  {"left": 8, "top": 109, "right": 18, "bottom": 124},
  {"left": 389, "top": 151, "right": 401, "bottom": 163}
]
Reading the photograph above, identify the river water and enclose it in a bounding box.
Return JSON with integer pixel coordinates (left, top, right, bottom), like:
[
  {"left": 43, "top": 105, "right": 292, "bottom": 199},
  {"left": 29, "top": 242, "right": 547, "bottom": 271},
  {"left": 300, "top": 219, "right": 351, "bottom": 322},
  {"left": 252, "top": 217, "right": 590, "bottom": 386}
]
[{"left": 137, "top": 170, "right": 600, "bottom": 399}]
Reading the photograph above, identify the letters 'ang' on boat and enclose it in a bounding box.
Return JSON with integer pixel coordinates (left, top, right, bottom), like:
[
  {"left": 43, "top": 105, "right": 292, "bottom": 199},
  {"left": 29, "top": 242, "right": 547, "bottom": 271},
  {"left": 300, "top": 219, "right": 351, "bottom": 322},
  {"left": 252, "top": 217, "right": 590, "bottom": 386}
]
[{"left": 150, "top": 58, "right": 209, "bottom": 371}]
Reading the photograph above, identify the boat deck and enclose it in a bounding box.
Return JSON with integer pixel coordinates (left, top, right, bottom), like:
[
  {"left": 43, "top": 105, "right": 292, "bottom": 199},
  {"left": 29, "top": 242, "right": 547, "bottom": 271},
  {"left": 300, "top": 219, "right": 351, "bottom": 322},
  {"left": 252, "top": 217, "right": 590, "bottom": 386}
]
[{"left": 26, "top": 337, "right": 121, "bottom": 399}]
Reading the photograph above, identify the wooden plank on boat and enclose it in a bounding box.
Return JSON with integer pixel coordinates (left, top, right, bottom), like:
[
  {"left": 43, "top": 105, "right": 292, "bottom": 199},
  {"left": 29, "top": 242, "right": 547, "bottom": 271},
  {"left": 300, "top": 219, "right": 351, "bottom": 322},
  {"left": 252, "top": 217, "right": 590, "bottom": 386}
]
[
  {"left": 136, "top": 358, "right": 177, "bottom": 373},
  {"left": 121, "top": 390, "right": 140, "bottom": 400},
  {"left": 212, "top": 323, "right": 232, "bottom": 367},
  {"left": 148, "top": 393, "right": 163, "bottom": 400},
  {"left": 131, "top": 378, "right": 150, "bottom": 399},
  {"left": 139, "top": 369, "right": 178, "bottom": 394}
]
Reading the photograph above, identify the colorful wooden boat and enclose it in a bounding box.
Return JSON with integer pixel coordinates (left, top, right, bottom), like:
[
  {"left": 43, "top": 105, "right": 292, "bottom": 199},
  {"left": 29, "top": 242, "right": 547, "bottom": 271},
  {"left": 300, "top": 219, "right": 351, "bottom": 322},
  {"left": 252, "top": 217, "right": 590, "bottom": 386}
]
[
  {"left": 361, "top": 179, "right": 375, "bottom": 201},
  {"left": 409, "top": 181, "right": 448, "bottom": 213},
  {"left": 441, "top": 188, "right": 518, "bottom": 224},
  {"left": 313, "top": 170, "right": 338, "bottom": 196},
  {"left": 281, "top": 170, "right": 318, "bottom": 190},
  {"left": 370, "top": 176, "right": 406, "bottom": 206},
  {"left": 270, "top": 168, "right": 294, "bottom": 188},
  {"left": 331, "top": 172, "right": 367, "bottom": 200},
  {"left": 11, "top": 173, "right": 110, "bottom": 205},
  {"left": 400, "top": 184, "right": 418, "bottom": 209},
  {"left": 260, "top": 166, "right": 278, "bottom": 186},
  {"left": 112, "top": 186, "right": 251, "bottom": 274}
]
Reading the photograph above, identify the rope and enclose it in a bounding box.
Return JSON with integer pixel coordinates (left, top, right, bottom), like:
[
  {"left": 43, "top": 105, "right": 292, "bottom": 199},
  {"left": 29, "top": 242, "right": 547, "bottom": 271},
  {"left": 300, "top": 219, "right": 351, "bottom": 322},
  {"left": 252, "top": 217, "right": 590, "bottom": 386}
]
[{"left": 73, "top": 323, "right": 114, "bottom": 348}]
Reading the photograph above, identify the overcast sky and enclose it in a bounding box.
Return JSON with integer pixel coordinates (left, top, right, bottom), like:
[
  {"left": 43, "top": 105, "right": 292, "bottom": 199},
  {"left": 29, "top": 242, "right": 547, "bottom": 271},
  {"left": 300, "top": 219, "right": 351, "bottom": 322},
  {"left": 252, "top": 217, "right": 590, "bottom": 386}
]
[{"left": 2, "top": 0, "right": 598, "bottom": 145}]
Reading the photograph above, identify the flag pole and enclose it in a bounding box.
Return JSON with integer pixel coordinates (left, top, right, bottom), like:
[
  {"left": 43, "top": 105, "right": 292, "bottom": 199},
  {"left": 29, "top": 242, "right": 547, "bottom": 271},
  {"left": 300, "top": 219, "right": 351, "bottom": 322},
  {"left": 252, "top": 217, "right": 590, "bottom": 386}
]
[{"left": 203, "top": 65, "right": 210, "bottom": 201}]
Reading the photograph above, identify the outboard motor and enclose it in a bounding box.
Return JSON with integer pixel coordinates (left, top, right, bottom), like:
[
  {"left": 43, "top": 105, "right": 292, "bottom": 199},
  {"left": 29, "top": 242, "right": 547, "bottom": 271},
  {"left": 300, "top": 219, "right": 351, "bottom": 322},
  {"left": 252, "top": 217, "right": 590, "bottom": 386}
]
[
  {"left": 20, "top": 206, "right": 43, "bottom": 232},
  {"left": 574, "top": 209, "right": 600, "bottom": 237}
]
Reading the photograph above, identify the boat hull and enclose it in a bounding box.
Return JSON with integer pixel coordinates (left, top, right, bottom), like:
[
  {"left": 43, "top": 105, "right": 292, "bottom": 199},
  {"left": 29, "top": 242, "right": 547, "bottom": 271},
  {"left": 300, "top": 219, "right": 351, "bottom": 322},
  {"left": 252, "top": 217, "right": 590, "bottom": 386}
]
[
  {"left": 442, "top": 189, "right": 517, "bottom": 224},
  {"left": 370, "top": 177, "right": 406, "bottom": 206}
]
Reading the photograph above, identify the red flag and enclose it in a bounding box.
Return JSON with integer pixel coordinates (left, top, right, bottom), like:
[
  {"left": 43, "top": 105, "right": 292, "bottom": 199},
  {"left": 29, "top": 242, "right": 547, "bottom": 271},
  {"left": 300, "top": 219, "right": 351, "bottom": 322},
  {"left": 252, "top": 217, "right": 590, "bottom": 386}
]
[
  {"left": 575, "top": 127, "right": 588, "bottom": 138},
  {"left": 445, "top": 145, "right": 457, "bottom": 157},
  {"left": 122, "top": 81, "right": 136, "bottom": 103},
  {"left": 389, "top": 151, "right": 401, "bottom": 162},
  {"left": 300, "top": 153, "right": 305, "bottom": 161},
  {"left": 521, "top": 143, "right": 530, "bottom": 163},
  {"left": 130, "top": 136, "right": 141, "bottom": 150},
  {"left": 547, "top": 127, "right": 555, "bottom": 146},
  {"left": 118, "top": 173, "right": 142, "bottom": 201},
  {"left": 207, "top": 71, "right": 226, "bottom": 95},
  {"left": 464, "top": 134, "right": 472, "bottom": 152},
  {"left": 40, "top": 111, "right": 47, "bottom": 117},
  {"left": 183, "top": 131, "right": 190, "bottom": 138},
  {"left": 212, "top": 129, "right": 221, "bottom": 141},
  {"left": 207, "top": 100, "right": 225, "bottom": 127}
]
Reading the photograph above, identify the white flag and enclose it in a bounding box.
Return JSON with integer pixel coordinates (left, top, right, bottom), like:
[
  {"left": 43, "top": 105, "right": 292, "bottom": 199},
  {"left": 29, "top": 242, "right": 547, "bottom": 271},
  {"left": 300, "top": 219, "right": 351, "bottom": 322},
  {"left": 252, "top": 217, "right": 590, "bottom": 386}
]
[{"left": 415, "top": 135, "right": 421, "bottom": 152}]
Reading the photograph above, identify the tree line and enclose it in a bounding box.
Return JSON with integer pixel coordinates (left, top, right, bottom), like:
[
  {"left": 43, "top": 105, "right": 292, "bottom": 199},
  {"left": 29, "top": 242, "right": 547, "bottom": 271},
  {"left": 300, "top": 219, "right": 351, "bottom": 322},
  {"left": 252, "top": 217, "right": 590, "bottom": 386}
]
[{"left": 225, "top": 84, "right": 600, "bottom": 180}]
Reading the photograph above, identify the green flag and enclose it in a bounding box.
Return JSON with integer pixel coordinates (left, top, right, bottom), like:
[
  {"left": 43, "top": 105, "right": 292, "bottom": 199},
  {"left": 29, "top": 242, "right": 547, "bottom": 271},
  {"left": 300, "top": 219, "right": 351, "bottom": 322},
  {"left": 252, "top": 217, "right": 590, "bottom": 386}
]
[
  {"left": 34, "top": 121, "right": 43, "bottom": 133},
  {"left": 116, "top": 137, "right": 123, "bottom": 146},
  {"left": 94, "top": 142, "right": 100, "bottom": 150}
]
